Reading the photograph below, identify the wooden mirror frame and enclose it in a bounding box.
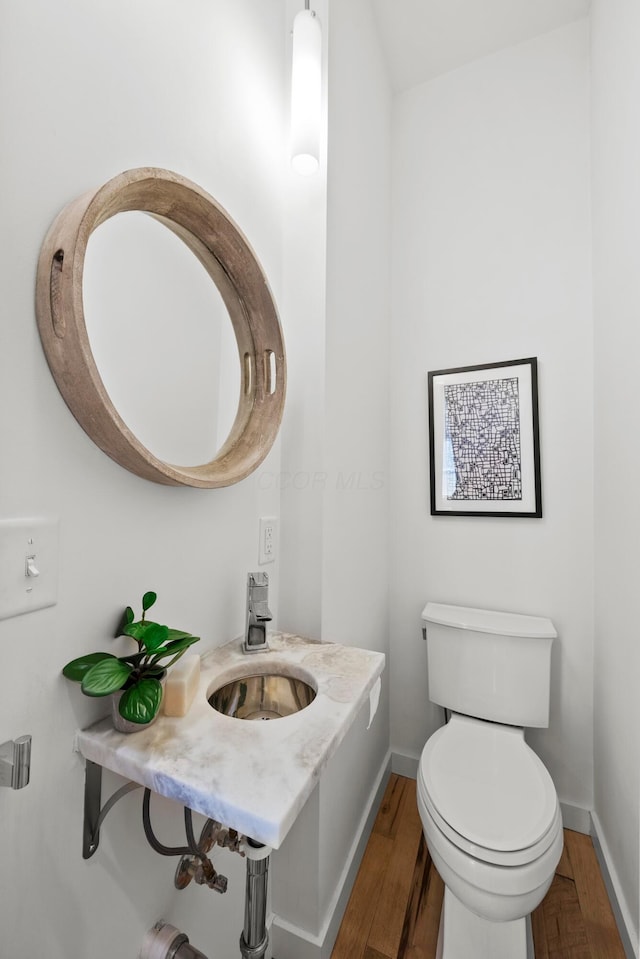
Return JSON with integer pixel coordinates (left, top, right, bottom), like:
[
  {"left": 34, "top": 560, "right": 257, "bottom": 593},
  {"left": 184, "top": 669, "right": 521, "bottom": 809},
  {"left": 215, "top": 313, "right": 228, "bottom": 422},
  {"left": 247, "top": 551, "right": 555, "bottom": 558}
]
[{"left": 35, "top": 167, "right": 286, "bottom": 487}]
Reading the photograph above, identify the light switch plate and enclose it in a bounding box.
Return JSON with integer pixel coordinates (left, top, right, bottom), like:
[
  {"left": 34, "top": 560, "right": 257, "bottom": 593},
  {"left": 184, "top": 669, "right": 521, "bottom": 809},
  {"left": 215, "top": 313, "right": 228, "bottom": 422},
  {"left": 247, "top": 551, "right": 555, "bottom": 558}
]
[{"left": 0, "top": 518, "right": 59, "bottom": 620}]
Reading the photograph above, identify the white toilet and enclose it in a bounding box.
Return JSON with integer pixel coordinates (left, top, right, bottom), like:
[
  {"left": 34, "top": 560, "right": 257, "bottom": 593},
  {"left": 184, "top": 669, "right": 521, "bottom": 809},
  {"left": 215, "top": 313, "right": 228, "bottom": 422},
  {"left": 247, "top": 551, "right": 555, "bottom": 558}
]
[{"left": 417, "top": 602, "right": 563, "bottom": 959}]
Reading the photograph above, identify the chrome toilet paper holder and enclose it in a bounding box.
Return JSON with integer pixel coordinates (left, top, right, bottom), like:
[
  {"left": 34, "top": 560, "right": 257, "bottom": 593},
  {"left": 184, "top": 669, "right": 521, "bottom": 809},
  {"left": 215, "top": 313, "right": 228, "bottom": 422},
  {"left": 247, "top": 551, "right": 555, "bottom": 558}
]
[{"left": 0, "top": 735, "right": 31, "bottom": 789}]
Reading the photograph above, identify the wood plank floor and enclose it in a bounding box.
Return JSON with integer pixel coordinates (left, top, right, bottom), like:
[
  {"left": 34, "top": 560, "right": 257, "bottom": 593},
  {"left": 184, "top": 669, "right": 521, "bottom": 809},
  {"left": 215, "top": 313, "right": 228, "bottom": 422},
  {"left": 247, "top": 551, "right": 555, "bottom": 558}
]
[{"left": 331, "top": 775, "right": 627, "bottom": 959}]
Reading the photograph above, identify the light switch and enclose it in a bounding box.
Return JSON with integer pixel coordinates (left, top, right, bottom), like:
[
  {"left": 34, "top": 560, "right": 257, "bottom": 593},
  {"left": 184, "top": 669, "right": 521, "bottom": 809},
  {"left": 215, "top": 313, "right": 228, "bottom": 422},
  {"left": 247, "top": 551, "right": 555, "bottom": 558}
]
[{"left": 0, "top": 518, "right": 59, "bottom": 621}]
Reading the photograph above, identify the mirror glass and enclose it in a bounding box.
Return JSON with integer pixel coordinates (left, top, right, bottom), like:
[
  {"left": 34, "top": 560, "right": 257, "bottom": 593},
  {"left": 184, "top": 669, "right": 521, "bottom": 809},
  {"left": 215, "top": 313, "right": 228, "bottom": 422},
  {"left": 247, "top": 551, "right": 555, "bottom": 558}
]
[{"left": 83, "top": 212, "right": 240, "bottom": 465}]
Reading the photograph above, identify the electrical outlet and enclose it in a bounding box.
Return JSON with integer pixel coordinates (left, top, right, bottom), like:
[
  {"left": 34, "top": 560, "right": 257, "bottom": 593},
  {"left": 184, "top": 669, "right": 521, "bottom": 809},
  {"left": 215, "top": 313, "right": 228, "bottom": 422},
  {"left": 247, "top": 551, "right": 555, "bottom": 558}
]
[{"left": 258, "top": 516, "right": 277, "bottom": 565}]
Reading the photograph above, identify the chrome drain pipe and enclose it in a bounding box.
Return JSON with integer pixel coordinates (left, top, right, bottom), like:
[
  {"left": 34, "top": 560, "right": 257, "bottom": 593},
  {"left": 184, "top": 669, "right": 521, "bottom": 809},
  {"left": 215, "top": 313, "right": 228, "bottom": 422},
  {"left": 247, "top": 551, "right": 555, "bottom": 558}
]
[
  {"left": 139, "top": 921, "right": 208, "bottom": 959},
  {"left": 239, "top": 841, "right": 271, "bottom": 959},
  {"left": 141, "top": 827, "right": 272, "bottom": 959}
]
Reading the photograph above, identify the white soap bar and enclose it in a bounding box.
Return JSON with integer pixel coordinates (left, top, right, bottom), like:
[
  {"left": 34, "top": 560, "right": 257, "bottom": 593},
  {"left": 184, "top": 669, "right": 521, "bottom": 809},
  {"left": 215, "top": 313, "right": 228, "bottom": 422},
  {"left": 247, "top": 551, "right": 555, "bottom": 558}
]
[{"left": 163, "top": 653, "right": 201, "bottom": 717}]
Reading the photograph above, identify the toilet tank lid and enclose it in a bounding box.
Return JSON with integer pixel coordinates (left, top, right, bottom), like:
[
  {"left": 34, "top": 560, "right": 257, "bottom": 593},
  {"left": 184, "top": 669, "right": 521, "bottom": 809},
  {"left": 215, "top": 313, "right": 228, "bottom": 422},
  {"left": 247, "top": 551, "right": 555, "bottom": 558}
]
[{"left": 422, "top": 603, "right": 557, "bottom": 639}]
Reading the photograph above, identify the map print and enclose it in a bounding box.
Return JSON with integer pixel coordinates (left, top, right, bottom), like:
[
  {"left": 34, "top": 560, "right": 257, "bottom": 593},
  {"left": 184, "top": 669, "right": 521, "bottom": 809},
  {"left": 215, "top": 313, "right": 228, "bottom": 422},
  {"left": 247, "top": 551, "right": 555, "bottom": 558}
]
[{"left": 442, "top": 376, "right": 522, "bottom": 501}]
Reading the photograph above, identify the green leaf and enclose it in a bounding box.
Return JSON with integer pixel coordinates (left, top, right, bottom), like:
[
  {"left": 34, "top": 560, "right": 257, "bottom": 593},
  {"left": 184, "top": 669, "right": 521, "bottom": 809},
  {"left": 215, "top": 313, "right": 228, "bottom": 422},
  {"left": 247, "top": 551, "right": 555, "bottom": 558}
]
[
  {"left": 123, "top": 619, "right": 158, "bottom": 641},
  {"left": 160, "top": 635, "right": 200, "bottom": 657},
  {"left": 118, "top": 677, "right": 163, "bottom": 724},
  {"left": 122, "top": 621, "right": 145, "bottom": 640},
  {"left": 165, "top": 629, "right": 195, "bottom": 642},
  {"left": 142, "top": 591, "right": 157, "bottom": 612},
  {"left": 115, "top": 606, "right": 135, "bottom": 636},
  {"left": 81, "top": 657, "right": 133, "bottom": 697},
  {"left": 62, "top": 652, "right": 115, "bottom": 683},
  {"left": 139, "top": 622, "right": 169, "bottom": 652},
  {"left": 122, "top": 651, "right": 146, "bottom": 667},
  {"left": 150, "top": 635, "right": 200, "bottom": 669}
]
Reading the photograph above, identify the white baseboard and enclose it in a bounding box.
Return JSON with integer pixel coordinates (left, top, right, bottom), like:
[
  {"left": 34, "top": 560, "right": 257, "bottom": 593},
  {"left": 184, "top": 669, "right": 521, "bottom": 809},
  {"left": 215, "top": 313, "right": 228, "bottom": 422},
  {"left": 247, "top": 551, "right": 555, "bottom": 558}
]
[
  {"left": 558, "top": 800, "right": 591, "bottom": 835},
  {"left": 267, "top": 923, "right": 323, "bottom": 959},
  {"left": 590, "top": 811, "right": 638, "bottom": 959},
  {"left": 270, "top": 750, "right": 392, "bottom": 959},
  {"left": 391, "top": 749, "right": 419, "bottom": 779}
]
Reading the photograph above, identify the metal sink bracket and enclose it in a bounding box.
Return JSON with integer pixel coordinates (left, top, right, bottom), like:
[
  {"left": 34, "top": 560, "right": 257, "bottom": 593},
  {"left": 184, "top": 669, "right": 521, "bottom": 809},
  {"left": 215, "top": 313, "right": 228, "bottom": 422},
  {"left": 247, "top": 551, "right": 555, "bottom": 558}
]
[
  {"left": 81, "top": 759, "right": 275, "bottom": 959},
  {"left": 83, "top": 760, "right": 142, "bottom": 858},
  {"left": 82, "top": 761, "right": 243, "bottom": 878}
]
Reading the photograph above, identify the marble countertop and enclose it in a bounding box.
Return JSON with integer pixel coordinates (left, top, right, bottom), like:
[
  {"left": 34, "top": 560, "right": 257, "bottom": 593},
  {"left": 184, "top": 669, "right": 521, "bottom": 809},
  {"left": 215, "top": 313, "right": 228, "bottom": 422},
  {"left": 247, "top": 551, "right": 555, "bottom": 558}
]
[{"left": 75, "top": 632, "right": 385, "bottom": 849}]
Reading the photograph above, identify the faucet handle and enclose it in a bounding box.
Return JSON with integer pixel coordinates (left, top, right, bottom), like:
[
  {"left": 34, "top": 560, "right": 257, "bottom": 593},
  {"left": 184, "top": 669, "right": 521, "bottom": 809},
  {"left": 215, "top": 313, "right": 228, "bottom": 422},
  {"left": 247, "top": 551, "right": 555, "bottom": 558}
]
[
  {"left": 248, "top": 572, "right": 269, "bottom": 589},
  {"left": 245, "top": 572, "right": 272, "bottom": 652},
  {"left": 247, "top": 572, "right": 272, "bottom": 622},
  {"left": 252, "top": 602, "right": 272, "bottom": 623}
]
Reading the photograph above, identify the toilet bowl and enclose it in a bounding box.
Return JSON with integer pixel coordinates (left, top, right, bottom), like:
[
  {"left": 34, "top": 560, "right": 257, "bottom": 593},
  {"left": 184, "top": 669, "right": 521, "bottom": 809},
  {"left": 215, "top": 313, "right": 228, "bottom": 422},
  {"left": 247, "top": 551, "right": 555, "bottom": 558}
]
[
  {"left": 419, "top": 603, "right": 562, "bottom": 959},
  {"left": 417, "top": 714, "right": 563, "bottom": 933}
]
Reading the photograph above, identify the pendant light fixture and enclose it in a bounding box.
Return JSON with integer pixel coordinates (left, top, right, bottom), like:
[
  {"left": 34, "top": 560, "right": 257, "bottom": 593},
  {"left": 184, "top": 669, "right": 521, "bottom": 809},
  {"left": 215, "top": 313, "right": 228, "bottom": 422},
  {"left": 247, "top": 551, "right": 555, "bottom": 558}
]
[{"left": 290, "top": 1, "right": 322, "bottom": 175}]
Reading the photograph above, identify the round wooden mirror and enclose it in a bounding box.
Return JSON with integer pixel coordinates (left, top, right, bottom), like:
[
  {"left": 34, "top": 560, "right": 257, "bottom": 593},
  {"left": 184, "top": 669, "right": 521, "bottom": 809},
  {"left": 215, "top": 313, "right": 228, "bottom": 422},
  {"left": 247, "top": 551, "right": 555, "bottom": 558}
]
[{"left": 35, "top": 167, "right": 286, "bottom": 488}]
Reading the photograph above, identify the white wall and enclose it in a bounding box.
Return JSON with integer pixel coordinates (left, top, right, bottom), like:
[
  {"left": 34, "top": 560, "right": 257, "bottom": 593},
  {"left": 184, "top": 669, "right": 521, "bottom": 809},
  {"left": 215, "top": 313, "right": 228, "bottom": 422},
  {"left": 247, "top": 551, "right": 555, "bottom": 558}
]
[
  {"left": 279, "top": 0, "right": 329, "bottom": 641},
  {"left": 7, "top": 1, "right": 635, "bottom": 956},
  {"left": 273, "top": 1, "right": 392, "bottom": 953},
  {"left": 591, "top": 0, "right": 640, "bottom": 948},
  {"left": 0, "top": 2, "right": 287, "bottom": 956},
  {"left": 389, "top": 20, "right": 594, "bottom": 814},
  {"left": 320, "top": 0, "right": 391, "bottom": 934},
  {"left": 0, "top": 2, "right": 392, "bottom": 956}
]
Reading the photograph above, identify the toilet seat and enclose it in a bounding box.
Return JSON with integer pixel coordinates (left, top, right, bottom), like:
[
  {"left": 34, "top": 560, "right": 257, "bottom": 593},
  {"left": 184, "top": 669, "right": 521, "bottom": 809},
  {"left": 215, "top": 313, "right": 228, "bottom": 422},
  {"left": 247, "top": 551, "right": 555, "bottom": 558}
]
[
  {"left": 418, "top": 713, "right": 560, "bottom": 867},
  {"left": 420, "top": 778, "right": 562, "bottom": 867}
]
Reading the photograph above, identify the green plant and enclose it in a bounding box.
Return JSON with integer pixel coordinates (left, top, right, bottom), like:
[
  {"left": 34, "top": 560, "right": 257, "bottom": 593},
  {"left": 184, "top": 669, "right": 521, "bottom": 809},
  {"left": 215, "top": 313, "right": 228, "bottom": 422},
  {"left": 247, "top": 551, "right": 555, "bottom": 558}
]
[{"left": 62, "top": 591, "right": 200, "bottom": 725}]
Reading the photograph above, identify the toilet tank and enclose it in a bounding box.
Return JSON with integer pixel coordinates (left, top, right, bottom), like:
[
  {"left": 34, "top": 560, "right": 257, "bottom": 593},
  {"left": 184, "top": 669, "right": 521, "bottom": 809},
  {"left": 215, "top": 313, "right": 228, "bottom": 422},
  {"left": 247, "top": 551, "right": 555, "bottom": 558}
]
[{"left": 422, "top": 603, "right": 557, "bottom": 728}]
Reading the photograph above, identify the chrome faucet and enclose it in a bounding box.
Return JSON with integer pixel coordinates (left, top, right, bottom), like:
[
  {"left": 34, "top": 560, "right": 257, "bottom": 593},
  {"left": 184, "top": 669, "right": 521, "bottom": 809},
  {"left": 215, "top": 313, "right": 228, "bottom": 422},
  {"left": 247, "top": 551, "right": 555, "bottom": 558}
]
[{"left": 244, "top": 572, "right": 272, "bottom": 653}]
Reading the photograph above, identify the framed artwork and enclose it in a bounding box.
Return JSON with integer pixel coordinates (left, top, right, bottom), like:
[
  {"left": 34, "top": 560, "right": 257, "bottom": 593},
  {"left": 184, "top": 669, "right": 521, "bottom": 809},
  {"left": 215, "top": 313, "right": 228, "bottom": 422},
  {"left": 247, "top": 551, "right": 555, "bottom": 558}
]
[{"left": 428, "top": 357, "right": 542, "bottom": 517}]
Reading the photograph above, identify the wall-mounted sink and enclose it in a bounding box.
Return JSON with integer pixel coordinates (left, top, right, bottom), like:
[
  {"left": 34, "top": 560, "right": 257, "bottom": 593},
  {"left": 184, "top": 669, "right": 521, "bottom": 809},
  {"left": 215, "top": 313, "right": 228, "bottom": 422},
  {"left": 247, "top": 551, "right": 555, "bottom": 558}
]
[
  {"left": 75, "top": 632, "right": 385, "bottom": 849},
  {"left": 208, "top": 673, "right": 316, "bottom": 720}
]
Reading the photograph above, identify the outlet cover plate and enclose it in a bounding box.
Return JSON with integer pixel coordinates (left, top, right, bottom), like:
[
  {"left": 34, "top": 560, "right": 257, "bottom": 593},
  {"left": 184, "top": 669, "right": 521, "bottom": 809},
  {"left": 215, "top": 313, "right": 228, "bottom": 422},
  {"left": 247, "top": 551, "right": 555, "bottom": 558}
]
[{"left": 258, "top": 516, "right": 277, "bottom": 565}]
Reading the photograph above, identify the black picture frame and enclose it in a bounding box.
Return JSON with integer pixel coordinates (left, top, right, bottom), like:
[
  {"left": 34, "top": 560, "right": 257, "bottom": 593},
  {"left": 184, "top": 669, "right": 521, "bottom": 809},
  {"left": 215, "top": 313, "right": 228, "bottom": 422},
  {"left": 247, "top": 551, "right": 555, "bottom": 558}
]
[{"left": 428, "top": 357, "right": 542, "bottom": 517}]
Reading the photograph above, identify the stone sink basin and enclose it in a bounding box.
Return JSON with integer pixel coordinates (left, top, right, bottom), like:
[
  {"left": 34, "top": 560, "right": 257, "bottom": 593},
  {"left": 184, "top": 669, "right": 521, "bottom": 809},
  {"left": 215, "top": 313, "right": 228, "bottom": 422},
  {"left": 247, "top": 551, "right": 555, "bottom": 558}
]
[{"left": 75, "top": 632, "right": 385, "bottom": 849}]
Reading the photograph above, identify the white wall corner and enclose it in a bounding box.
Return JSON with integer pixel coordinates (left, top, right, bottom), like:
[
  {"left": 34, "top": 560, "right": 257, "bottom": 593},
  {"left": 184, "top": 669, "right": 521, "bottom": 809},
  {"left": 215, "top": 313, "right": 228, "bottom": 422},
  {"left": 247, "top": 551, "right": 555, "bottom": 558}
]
[
  {"left": 391, "top": 750, "right": 419, "bottom": 780},
  {"left": 270, "top": 751, "right": 392, "bottom": 959},
  {"left": 559, "top": 801, "right": 591, "bottom": 835}
]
